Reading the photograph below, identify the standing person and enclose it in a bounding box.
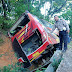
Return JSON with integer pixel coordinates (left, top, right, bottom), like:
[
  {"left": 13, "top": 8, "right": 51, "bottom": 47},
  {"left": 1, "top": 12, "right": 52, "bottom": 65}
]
[{"left": 52, "top": 15, "right": 70, "bottom": 52}]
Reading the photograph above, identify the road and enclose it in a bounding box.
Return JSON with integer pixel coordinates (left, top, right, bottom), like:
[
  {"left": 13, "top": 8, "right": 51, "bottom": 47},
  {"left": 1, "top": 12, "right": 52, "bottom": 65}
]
[{"left": 56, "top": 41, "right": 72, "bottom": 72}]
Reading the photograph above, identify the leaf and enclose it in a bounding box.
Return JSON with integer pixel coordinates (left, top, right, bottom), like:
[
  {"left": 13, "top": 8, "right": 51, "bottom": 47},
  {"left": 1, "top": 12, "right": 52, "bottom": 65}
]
[
  {"left": 28, "top": 48, "right": 31, "bottom": 51},
  {"left": 14, "top": 53, "right": 17, "bottom": 57},
  {"left": 0, "top": 54, "right": 3, "bottom": 57},
  {"left": 41, "top": 68, "right": 46, "bottom": 70}
]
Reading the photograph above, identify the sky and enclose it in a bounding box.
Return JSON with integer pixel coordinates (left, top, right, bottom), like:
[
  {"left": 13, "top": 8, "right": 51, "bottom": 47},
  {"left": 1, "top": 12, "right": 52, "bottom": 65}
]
[
  {"left": 40, "top": 1, "right": 71, "bottom": 24},
  {"left": 40, "top": 2, "right": 50, "bottom": 15}
]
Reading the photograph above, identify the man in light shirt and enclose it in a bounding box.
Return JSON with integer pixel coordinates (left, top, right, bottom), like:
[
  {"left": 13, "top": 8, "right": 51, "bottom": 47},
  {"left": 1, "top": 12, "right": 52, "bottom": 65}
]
[{"left": 52, "top": 15, "right": 70, "bottom": 52}]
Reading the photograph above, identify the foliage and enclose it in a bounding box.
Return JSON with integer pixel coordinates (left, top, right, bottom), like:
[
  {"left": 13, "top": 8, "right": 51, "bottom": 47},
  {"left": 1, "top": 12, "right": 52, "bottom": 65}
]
[
  {"left": 58, "top": 1, "right": 72, "bottom": 37},
  {"left": 35, "top": 67, "right": 46, "bottom": 72},
  {"left": 0, "top": 37, "right": 4, "bottom": 45},
  {"left": 0, "top": 0, "right": 44, "bottom": 31},
  {"left": 52, "top": 59, "right": 61, "bottom": 71},
  {"left": 0, "top": 63, "right": 29, "bottom": 72},
  {"left": 0, "top": 0, "right": 72, "bottom": 33}
]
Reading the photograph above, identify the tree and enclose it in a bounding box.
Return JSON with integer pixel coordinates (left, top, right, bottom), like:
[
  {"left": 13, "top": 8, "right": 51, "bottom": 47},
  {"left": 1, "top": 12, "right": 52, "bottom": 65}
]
[
  {"left": 1, "top": 0, "right": 7, "bottom": 17},
  {"left": 61, "top": 5, "right": 72, "bottom": 36},
  {"left": 0, "top": 0, "right": 72, "bottom": 37}
]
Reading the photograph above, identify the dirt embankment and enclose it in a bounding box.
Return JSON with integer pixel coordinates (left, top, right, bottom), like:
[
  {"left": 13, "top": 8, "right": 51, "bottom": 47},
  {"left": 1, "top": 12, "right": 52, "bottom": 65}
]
[{"left": 0, "top": 34, "right": 18, "bottom": 67}]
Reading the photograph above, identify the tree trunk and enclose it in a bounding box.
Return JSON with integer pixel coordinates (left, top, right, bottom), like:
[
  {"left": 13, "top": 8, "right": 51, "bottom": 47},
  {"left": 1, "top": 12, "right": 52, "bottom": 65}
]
[
  {"left": 28, "top": 0, "right": 30, "bottom": 11},
  {"left": 1, "top": 0, "right": 7, "bottom": 17}
]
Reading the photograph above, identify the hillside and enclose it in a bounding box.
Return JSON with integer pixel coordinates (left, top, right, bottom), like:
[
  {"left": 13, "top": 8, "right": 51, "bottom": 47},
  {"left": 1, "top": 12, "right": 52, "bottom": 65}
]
[
  {"left": 0, "top": 34, "right": 17, "bottom": 67},
  {"left": 0, "top": 34, "right": 72, "bottom": 72}
]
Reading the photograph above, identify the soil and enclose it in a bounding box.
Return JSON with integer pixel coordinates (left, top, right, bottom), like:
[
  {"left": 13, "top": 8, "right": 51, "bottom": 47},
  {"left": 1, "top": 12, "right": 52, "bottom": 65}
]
[{"left": 0, "top": 34, "right": 18, "bottom": 68}]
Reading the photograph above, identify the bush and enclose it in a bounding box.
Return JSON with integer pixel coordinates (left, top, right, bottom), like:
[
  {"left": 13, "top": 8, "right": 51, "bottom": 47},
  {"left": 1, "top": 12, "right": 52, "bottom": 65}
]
[
  {"left": 0, "top": 63, "right": 29, "bottom": 72},
  {"left": 0, "top": 14, "right": 17, "bottom": 31}
]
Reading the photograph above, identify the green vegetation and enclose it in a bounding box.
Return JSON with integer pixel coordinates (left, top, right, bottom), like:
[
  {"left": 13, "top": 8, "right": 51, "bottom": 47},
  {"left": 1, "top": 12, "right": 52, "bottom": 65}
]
[
  {"left": 52, "top": 58, "right": 62, "bottom": 71},
  {"left": 0, "top": 0, "right": 72, "bottom": 36},
  {"left": 0, "top": 37, "right": 4, "bottom": 45},
  {"left": 0, "top": 63, "right": 29, "bottom": 72}
]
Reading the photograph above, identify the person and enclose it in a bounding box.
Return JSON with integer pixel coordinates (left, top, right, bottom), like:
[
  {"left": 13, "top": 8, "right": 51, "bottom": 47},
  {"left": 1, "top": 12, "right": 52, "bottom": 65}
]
[{"left": 52, "top": 15, "right": 70, "bottom": 52}]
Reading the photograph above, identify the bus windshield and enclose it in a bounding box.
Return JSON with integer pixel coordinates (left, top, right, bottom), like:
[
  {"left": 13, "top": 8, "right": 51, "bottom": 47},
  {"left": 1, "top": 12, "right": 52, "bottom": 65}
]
[{"left": 33, "top": 15, "right": 53, "bottom": 29}]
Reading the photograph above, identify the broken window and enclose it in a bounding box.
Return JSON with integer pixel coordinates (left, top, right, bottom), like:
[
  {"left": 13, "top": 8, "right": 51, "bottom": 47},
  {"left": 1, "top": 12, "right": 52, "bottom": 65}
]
[
  {"left": 10, "top": 13, "right": 30, "bottom": 36},
  {"left": 21, "top": 30, "right": 43, "bottom": 56}
]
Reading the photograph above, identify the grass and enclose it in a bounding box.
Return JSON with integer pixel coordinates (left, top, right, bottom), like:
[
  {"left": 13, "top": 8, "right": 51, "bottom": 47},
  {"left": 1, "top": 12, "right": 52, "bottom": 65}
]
[
  {"left": 0, "top": 37, "right": 4, "bottom": 45},
  {"left": 0, "top": 63, "right": 29, "bottom": 72},
  {"left": 68, "top": 41, "right": 72, "bottom": 49},
  {"left": 0, "top": 29, "right": 8, "bottom": 36},
  {"left": 0, "top": 29, "right": 7, "bottom": 45}
]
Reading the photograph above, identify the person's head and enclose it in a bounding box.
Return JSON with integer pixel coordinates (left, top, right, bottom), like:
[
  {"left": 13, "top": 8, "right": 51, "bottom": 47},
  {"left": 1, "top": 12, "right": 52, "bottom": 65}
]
[{"left": 54, "top": 15, "right": 59, "bottom": 21}]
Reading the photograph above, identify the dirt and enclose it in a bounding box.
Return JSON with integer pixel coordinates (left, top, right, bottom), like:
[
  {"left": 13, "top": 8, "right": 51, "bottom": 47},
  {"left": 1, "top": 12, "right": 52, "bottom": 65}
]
[{"left": 0, "top": 34, "right": 18, "bottom": 68}]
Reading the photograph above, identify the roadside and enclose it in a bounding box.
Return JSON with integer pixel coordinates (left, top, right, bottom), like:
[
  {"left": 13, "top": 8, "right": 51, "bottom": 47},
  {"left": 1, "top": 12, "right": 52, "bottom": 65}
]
[
  {"left": 0, "top": 33, "right": 72, "bottom": 72},
  {"left": 0, "top": 34, "right": 18, "bottom": 67},
  {"left": 56, "top": 41, "right": 72, "bottom": 72}
]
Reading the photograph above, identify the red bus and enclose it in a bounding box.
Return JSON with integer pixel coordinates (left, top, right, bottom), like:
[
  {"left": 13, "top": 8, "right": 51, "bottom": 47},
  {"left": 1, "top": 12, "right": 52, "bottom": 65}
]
[{"left": 8, "top": 12, "right": 59, "bottom": 67}]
